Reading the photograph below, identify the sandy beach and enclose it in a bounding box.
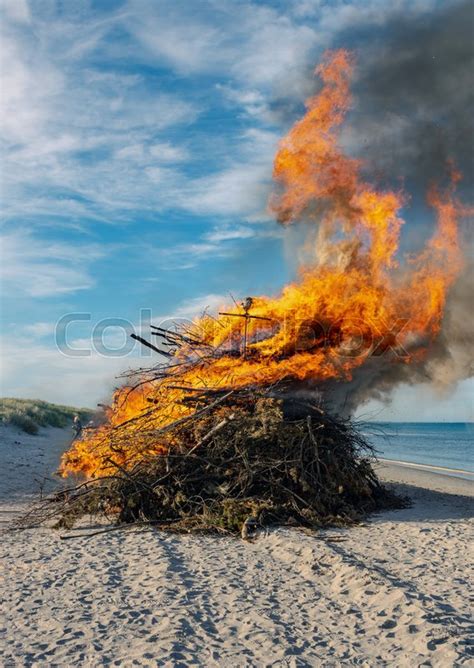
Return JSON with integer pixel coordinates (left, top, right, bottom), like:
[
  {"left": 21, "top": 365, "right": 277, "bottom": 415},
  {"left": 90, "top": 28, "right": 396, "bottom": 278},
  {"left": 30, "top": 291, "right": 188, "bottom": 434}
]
[{"left": 0, "top": 424, "right": 472, "bottom": 667}]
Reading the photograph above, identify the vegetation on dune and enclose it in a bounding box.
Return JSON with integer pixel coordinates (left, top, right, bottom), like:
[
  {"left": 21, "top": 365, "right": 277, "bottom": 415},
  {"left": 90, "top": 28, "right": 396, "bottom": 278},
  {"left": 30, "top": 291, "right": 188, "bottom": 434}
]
[{"left": 0, "top": 398, "right": 93, "bottom": 435}]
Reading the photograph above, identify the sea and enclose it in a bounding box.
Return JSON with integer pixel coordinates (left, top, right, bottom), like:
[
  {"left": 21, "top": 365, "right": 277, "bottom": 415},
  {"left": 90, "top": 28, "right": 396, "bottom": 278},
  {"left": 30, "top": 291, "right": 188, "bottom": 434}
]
[{"left": 363, "top": 422, "right": 474, "bottom": 478}]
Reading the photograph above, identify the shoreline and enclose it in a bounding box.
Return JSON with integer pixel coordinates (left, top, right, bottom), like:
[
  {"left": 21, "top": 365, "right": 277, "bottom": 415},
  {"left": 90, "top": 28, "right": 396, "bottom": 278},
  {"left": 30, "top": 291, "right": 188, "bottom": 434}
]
[
  {"left": 378, "top": 457, "right": 474, "bottom": 481},
  {"left": 376, "top": 460, "right": 474, "bottom": 497}
]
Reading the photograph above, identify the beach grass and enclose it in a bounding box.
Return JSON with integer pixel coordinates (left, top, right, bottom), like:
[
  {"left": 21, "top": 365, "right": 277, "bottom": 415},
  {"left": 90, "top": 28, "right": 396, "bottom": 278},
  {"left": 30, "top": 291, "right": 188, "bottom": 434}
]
[{"left": 0, "top": 398, "right": 93, "bottom": 435}]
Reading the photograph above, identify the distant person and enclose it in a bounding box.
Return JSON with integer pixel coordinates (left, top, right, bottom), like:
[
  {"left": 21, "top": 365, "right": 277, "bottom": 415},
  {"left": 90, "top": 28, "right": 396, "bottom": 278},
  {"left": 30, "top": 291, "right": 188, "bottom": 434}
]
[{"left": 72, "top": 415, "right": 82, "bottom": 439}]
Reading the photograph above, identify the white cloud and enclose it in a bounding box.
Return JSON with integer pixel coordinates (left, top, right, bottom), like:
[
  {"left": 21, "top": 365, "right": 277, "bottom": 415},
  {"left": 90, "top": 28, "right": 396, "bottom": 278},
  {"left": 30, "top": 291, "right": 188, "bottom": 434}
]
[
  {"left": 125, "top": 0, "right": 447, "bottom": 122},
  {"left": 182, "top": 162, "right": 271, "bottom": 218},
  {"left": 1, "top": 0, "right": 448, "bottom": 228},
  {"left": 0, "top": 231, "right": 105, "bottom": 297},
  {"left": 154, "top": 240, "right": 234, "bottom": 271},
  {"left": 166, "top": 293, "right": 226, "bottom": 319},
  {"left": 148, "top": 142, "right": 189, "bottom": 163},
  {"left": 290, "top": 0, "right": 324, "bottom": 19},
  {"left": 168, "top": 126, "right": 279, "bottom": 219},
  {"left": 125, "top": 0, "right": 318, "bottom": 88},
  {"left": 0, "top": 0, "right": 31, "bottom": 24},
  {"left": 0, "top": 335, "right": 139, "bottom": 408},
  {"left": 217, "top": 84, "right": 269, "bottom": 119},
  {"left": 21, "top": 322, "right": 56, "bottom": 337},
  {"left": 231, "top": 12, "right": 316, "bottom": 89},
  {"left": 0, "top": 7, "right": 198, "bottom": 224},
  {"left": 0, "top": 293, "right": 228, "bottom": 407},
  {"left": 144, "top": 166, "right": 182, "bottom": 184},
  {"left": 129, "top": 11, "right": 223, "bottom": 75},
  {"left": 0, "top": 32, "right": 63, "bottom": 144},
  {"left": 153, "top": 219, "right": 283, "bottom": 271},
  {"left": 204, "top": 225, "right": 256, "bottom": 243}
]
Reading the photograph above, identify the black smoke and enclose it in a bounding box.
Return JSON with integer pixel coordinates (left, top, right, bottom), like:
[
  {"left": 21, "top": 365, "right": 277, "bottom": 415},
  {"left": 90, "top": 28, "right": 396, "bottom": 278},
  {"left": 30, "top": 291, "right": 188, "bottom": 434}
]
[
  {"left": 282, "top": 1, "right": 474, "bottom": 411},
  {"left": 344, "top": 0, "right": 474, "bottom": 199}
]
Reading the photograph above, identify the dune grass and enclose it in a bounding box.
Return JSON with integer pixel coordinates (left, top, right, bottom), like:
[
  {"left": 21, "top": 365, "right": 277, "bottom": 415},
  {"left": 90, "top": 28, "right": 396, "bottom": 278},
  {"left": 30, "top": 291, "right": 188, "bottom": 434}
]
[{"left": 0, "top": 398, "right": 93, "bottom": 435}]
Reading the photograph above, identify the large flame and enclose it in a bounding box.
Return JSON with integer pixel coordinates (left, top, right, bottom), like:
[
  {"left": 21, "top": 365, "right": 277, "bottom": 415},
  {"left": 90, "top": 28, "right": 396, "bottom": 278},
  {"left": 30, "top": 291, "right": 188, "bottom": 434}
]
[{"left": 61, "top": 50, "right": 464, "bottom": 477}]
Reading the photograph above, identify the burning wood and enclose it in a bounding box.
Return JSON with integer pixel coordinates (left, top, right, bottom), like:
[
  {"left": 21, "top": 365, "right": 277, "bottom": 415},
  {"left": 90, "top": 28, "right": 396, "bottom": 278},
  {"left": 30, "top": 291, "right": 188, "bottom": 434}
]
[
  {"left": 17, "top": 390, "right": 402, "bottom": 534},
  {"left": 22, "top": 49, "right": 466, "bottom": 535},
  {"left": 11, "top": 323, "right": 405, "bottom": 535},
  {"left": 219, "top": 297, "right": 274, "bottom": 358},
  {"left": 59, "top": 51, "right": 465, "bottom": 481}
]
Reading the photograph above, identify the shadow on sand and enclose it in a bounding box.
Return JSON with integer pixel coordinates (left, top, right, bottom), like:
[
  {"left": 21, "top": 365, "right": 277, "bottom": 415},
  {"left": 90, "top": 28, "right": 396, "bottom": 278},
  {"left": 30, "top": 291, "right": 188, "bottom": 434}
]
[{"left": 373, "top": 482, "right": 473, "bottom": 523}]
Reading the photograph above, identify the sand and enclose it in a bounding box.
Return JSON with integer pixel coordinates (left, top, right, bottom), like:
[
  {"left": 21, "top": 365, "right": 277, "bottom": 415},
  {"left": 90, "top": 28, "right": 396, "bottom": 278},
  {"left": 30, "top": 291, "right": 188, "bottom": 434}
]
[{"left": 0, "top": 424, "right": 472, "bottom": 667}]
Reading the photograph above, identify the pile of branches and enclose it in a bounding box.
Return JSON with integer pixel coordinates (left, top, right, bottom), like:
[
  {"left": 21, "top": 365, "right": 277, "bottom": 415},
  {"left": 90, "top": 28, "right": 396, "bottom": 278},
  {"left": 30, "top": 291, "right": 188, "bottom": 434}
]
[{"left": 15, "top": 389, "right": 401, "bottom": 535}]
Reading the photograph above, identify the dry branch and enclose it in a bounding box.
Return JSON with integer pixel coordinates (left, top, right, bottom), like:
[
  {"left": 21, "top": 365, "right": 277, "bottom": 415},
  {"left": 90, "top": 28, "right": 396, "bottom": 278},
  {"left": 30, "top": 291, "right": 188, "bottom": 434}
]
[{"left": 12, "top": 393, "right": 403, "bottom": 535}]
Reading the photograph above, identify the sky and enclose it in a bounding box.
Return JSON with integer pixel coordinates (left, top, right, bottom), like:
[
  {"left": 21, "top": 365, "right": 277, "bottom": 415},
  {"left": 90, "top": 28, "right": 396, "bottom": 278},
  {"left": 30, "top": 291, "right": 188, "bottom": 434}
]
[{"left": 0, "top": 0, "right": 472, "bottom": 420}]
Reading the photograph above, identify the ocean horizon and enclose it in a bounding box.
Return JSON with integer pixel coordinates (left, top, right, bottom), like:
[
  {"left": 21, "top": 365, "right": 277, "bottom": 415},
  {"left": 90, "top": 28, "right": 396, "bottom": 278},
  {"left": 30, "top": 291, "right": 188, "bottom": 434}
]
[{"left": 363, "top": 422, "right": 473, "bottom": 475}]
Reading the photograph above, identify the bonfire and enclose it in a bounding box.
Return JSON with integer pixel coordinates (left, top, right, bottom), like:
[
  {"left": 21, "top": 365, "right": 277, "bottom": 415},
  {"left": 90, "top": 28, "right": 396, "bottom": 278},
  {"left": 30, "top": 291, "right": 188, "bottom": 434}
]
[{"left": 20, "top": 50, "right": 465, "bottom": 535}]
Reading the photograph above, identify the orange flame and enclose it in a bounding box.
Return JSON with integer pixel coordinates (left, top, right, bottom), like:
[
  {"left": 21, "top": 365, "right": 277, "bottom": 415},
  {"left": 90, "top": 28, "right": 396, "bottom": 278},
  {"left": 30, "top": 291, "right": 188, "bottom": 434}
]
[{"left": 61, "top": 50, "right": 465, "bottom": 478}]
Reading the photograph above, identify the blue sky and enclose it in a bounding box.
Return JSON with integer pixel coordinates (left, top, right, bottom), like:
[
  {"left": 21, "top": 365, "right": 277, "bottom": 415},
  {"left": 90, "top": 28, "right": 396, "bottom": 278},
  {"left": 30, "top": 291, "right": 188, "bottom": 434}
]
[{"left": 1, "top": 0, "right": 472, "bottom": 420}]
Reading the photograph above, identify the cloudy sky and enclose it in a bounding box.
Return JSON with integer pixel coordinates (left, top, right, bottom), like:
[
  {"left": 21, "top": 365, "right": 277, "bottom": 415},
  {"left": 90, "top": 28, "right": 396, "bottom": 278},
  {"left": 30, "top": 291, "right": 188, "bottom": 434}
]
[{"left": 0, "top": 0, "right": 472, "bottom": 420}]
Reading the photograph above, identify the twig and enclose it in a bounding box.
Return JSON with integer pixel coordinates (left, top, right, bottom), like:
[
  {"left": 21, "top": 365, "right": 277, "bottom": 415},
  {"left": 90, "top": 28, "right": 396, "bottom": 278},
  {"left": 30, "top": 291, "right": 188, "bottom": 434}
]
[
  {"left": 184, "top": 414, "right": 235, "bottom": 457},
  {"left": 59, "top": 519, "right": 179, "bottom": 540},
  {"left": 150, "top": 390, "right": 235, "bottom": 436}
]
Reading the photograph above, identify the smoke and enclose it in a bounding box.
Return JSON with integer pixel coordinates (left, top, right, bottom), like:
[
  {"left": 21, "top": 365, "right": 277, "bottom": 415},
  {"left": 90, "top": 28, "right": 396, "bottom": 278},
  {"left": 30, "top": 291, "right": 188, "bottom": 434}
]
[
  {"left": 339, "top": 1, "right": 474, "bottom": 411},
  {"left": 326, "top": 252, "right": 474, "bottom": 416},
  {"left": 344, "top": 0, "right": 473, "bottom": 198},
  {"left": 280, "top": 2, "right": 474, "bottom": 413}
]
